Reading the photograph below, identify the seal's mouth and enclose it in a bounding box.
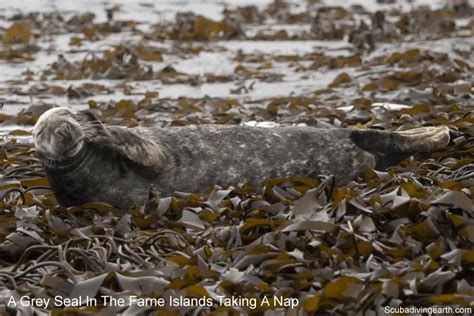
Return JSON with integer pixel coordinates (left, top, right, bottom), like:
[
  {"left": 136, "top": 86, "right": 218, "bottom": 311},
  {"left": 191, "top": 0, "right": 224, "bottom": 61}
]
[{"left": 63, "top": 137, "right": 84, "bottom": 155}]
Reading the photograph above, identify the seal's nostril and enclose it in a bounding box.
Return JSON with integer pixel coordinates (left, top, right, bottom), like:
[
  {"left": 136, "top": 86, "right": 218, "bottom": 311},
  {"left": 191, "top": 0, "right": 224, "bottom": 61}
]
[{"left": 55, "top": 124, "right": 69, "bottom": 138}]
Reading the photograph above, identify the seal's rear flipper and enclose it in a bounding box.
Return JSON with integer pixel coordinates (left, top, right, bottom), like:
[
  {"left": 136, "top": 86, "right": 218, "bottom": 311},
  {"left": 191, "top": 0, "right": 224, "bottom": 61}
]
[
  {"left": 350, "top": 126, "right": 450, "bottom": 169},
  {"left": 350, "top": 126, "right": 450, "bottom": 155}
]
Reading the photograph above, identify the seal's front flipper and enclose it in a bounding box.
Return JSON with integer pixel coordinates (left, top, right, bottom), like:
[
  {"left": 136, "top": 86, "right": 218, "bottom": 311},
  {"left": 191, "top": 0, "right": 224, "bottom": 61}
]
[
  {"left": 74, "top": 110, "right": 165, "bottom": 171},
  {"left": 350, "top": 126, "right": 450, "bottom": 155}
]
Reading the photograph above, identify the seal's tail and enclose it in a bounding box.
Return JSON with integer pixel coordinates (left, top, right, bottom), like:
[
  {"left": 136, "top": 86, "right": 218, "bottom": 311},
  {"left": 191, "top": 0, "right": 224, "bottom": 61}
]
[{"left": 350, "top": 126, "right": 450, "bottom": 155}]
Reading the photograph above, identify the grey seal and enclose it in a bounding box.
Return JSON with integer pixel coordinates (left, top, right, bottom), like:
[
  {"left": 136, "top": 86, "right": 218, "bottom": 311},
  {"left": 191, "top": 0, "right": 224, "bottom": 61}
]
[{"left": 33, "top": 107, "right": 450, "bottom": 210}]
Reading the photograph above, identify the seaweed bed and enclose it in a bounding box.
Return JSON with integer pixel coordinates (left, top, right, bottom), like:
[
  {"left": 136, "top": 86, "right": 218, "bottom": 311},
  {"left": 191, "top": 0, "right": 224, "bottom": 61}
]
[{"left": 0, "top": 0, "right": 473, "bottom": 315}]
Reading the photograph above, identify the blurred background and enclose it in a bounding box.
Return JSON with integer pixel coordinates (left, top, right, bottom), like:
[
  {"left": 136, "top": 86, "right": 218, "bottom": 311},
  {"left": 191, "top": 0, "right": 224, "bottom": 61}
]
[{"left": 0, "top": 0, "right": 472, "bottom": 134}]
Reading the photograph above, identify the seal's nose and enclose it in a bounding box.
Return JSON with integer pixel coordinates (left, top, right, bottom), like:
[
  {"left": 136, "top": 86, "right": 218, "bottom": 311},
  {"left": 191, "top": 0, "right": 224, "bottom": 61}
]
[{"left": 55, "top": 124, "right": 68, "bottom": 139}]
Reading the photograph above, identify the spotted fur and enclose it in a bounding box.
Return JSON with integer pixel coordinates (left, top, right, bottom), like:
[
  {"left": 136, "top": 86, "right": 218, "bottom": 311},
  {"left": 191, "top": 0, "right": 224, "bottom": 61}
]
[{"left": 33, "top": 107, "right": 450, "bottom": 209}]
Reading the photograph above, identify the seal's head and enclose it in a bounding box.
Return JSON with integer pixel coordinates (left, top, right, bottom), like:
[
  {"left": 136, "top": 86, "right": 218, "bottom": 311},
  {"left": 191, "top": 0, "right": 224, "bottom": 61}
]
[{"left": 33, "top": 107, "right": 85, "bottom": 161}]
